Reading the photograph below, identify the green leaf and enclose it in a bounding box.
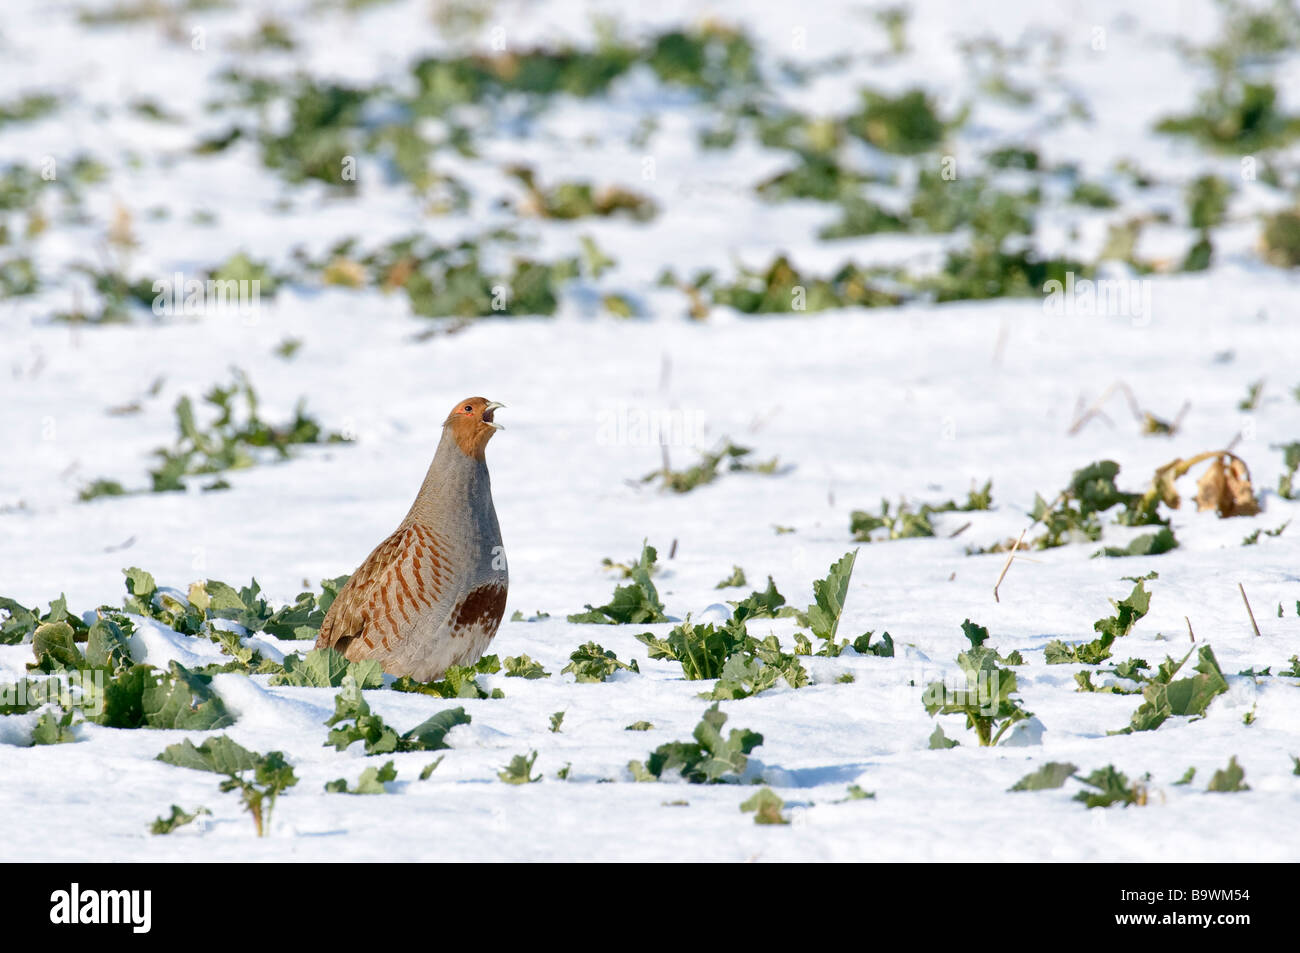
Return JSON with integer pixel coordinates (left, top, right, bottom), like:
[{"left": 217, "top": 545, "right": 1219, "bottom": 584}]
[
  {"left": 706, "top": 646, "right": 807, "bottom": 700},
  {"left": 0, "top": 678, "right": 48, "bottom": 715},
  {"left": 804, "top": 551, "right": 857, "bottom": 642},
  {"left": 161, "top": 737, "right": 297, "bottom": 832},
  {"left": 150, "top": 805, "right": 211, "bottom": 835},
  {"left": 846, "top": 87, "right": 952, "bottom": 155},
  {"left": 1119, "top": 646, "right": 1228, "bottom": 733},
  {"left": 199, "top": 579, "right": 271, "bottom": 633},
  {"left": 1009, "top": 762, "right": 1077, "bottom": 792},
  {"left": 328, "top": 760, "right": 398, "bottom": 795},
  {"left": 562, "top": 641, "right": 639, "bottom": 682},
  {"left": 625, "top": 720, "right": 654, "bottom": 731},
  {"left": 565, "top": 608, "right": 609, "bottom": 624},
  {"left": 158, "top": 735, "right": 260, "bottom": 774},
  {"left": 499, "top": 751, "right": 541, "bottom": 784},
  {"left": 419, "top": 757, "right": 444, "bottom": 780},
  {"left": 715, "top": 566, "right": 747, "bottom": 589},
  {"left": 639, "top": 703, "right": 762, "bottom": 784},
  {"left": 1094, "top": 527, "right": 1178, "bottom": 558},
  {"left": 0, "top": 597, "right": 38, "bottom": 644},
  {"left": 740, "top": 787, "right": 789, "bottom": 824},
  {"left": 643, "top": 441, "right": 778, "bottom": 492},
  {"left": 123, "top": 567, "right": 158, "bottom": 605},
  {"left": 852, "top": 630, "right": 895, "bottom": 657},
  {"left": 260, "top": 587, "right": 331, "bottom": 640},
  {"left": 928, "top": 724, "right": 959, "bottom": 749},
  {"left": 1206, "top": 756, "right": 1249, "bottom": 792},
  {"left": 324, "top": 675, "right": 399, "bottom": 754},
  {"left": 271, "top": 646, "right": 384, "bottom": 688},
  {"left": 86, "top": 661, "right": 234, "bottom": 730},
  {"left": 89, "top": 664, "right": 149, "bottom": 728},
  {"left": 639, "top": 619, "right": 807, "bottom": 697},
  {"left": 923, "top": 635, "right": 1032, "bottom": 746},
  {"left": 706, "top": 654, "right": 778, "bottom": 700},
  {"left": 142, "top": 662, "right": 234, "bottom": 730},
  {"left": 568, "top": 541, "right": 668, "bottom": 624},
  {"left": 509, "top": 609, "right": 550, "bottom": 622},
  {"left": 1047, "top": 579, "right": 1154, "bottom": 664},
  {"left": 327, "top": 674, "right": 469, "bottom": 754},
  {"left": 1094, "top": 578, "right": 1153, "bottom": 640},
  {"left": 1044, "top": 640, "right": 1077, "bottom": 664},
  {"left": 637, "top": 621, "right": 745, "bottom": 680},
  {"left": 1173, "top": 766, "right": 1196, "bottom": 785},
  {"left": 357, "top": 760, "right": 398, "bottom": 794},
  {"left": 84, "top": 612, "right": 135, "bottom": 673},
  {"left": 31, "top": 621, "right": 82, "bottom": 671},
  {"left": 392, "top": 655, "right": 500, "bottom": 698},
  {"left": 549, "top": 711, "right": 565, "bottom": 733},
  {"left": 1113, "top": 657, "right": 1149, "bottom": 681},
  {"left": 729, "top": 576, "right": 786, "bottom": 621},
  {"left": 503, "top": 654, "right": 550, "bottom": 678},
  {"left": 960, "top": 619, "right": 990, "bottom": 648},
  {"left": 849, "top": 493, "right": 974, "bottom": 542},
  {"left": 569, "top": 583, "right": 667, "bottom": 625},
  {"left": 627, "top": 760, "right": 658, "bottom": 782},
  {"left": 30, "top": 709, "right": 78, "bottom": 745},
  {"left": 1073, "top": 765, "right": 1146, "bottom": 808},
  {"left": 401, "top": 707, "right": 471, "bottom": 751}
]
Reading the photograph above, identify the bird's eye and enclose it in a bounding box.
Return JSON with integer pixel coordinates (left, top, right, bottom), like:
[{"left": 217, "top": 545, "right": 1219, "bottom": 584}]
[{"left": 463, "top": 404, "right": 473, "bottom": 413}]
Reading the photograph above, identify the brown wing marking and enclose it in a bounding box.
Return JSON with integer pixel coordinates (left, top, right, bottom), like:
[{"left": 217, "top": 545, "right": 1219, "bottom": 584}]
[{"left": 317, "top": 521, "right": 451, "bottom": 658}]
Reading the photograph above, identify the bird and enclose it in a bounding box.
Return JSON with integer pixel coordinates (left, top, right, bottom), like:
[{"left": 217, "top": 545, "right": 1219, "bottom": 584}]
[{"left": 316, "top": 396, "right": 508, "bottom": 682}]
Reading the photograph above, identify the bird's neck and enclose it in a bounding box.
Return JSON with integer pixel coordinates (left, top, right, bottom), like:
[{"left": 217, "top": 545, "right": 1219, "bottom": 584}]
[{"left": 405, "top": 427, "right": 492, "bottom": 524}]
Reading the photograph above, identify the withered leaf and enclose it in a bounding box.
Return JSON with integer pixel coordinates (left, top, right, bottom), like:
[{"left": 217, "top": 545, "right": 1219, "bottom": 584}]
[{"left": 1195, "top": 454, "right": 1259, "bottom": 518}]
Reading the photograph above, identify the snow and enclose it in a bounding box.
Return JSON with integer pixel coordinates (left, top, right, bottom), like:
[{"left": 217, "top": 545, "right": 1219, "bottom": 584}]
[{"left": 1, "top": 0, "right": 1299, "bottom": 861}]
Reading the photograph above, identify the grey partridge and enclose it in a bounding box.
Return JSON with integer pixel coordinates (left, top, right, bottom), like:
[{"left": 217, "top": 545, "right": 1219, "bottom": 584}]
[{"left": 316, "top": 396, "right": 508, "bottom": 681}]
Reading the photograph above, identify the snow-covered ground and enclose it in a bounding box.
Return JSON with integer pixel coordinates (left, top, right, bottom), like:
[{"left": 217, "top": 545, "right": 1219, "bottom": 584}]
[{"left": 1, "top": 0, "right": 1298, "bottom": 861}]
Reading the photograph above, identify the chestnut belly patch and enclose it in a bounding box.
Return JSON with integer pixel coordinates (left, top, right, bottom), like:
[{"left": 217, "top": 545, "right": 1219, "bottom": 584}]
[{"left": 450, "top": 582, "right": 508, "bottom": 637}]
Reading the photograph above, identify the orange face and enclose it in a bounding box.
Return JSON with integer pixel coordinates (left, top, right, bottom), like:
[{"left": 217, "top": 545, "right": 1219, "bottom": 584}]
[{"left": 444, "top": 396, "right": 505, "bottom": 458}]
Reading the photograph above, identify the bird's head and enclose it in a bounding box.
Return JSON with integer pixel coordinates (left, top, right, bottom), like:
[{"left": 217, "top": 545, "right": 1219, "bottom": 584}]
[{"left": 444, "top": 396, "right": 505, "bottom": 459}]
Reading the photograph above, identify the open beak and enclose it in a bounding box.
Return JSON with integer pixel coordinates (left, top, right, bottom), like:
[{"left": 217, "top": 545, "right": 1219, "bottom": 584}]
[{"left": 483, "top": 401, "right": 505, "bottom": 430}]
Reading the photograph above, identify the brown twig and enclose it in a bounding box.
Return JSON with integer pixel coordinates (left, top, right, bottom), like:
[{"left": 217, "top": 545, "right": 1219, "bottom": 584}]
[
  {"left": 1115, "top": 381, "right": 1144, "bottom": 422},
  {"left": 992, "top": 528, "right": 1026, "bottom": 603},
  {"left": 1238, "top": 583, "right": 1261, "bottom": 637},
  {"left": 948, "top": 521, "right": 972, "bottom": 539},
  {"left": 1068, "top": 382, "right": 1123, "bottom": 435},
  {"left": 1170, "top": 400, "right": 1191, "bottom": 433},
  {"left": 1069, "top": 380, "right": 1189, "bottom": 437},
  {"left": 409, "top": 318, "right": 471, "bottom": 342},
  {"left": 1185, "top": 615, "right": 1195, "bottom": 643},
  {"left": 1067, "top": 406, "right": 1115, "bottom": 436}
]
